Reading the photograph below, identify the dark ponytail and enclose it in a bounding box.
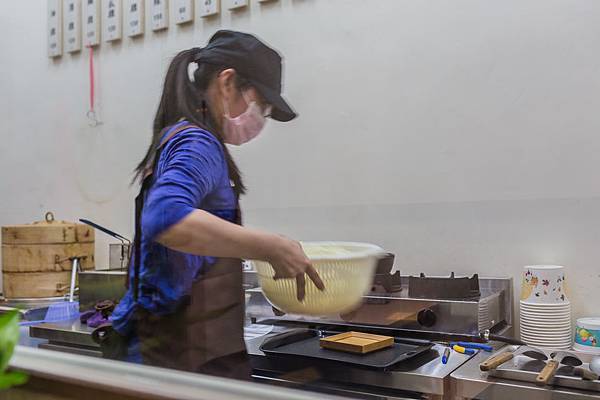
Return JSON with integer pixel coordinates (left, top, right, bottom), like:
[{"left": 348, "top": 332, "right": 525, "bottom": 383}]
[{"left": 133, "top": 48, "right": 246, "bottom": 196}]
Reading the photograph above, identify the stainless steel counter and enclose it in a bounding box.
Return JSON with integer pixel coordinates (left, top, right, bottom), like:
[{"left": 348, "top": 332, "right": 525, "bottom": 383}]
[
  {"left": 29, "top": 319, "right": 101, "bottom": 357},
  {"left": 30, "top": 319, "right": 96, "bottom": 346},
  {"left": 30, "top": 320, "right": 474, "bottom": 398},
  {"left": 246, "top": 325, "right": 475, "bottom": 399},
  {"left": 451, "top": 345, "right": 600, "bottom": 400},
  {"left": 8, "top": 346, "right": 346, "bottom": 400},
  {"left": 29, "top": 320, "right": 278, "bottom": 356},
  {"left": 35, "top": 321, "right": 600, "bottom": 400}
]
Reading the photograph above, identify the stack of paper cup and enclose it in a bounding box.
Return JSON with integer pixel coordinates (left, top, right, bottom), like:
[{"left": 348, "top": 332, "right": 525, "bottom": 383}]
[{"left": 519, "top": 265, "right": 572, "bottom": 350}]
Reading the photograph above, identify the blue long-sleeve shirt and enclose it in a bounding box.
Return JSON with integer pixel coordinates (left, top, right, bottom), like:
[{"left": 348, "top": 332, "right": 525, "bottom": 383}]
[{"left": 111, "top": 121, "right": 237, "bottom": 336}]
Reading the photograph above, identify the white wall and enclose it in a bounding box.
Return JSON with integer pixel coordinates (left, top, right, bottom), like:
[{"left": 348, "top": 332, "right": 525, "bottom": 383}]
[{"left": 1, "top": 1, "right": 599, "bottom": 321}]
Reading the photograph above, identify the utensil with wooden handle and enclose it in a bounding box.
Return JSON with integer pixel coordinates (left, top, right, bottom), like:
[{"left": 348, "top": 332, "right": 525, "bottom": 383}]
[
  {"left": 573, "top": 367, "right": 599, "bottom": 381},
  {"left": 480, "top": 351, "right": 515, "bottom": 371},
  {"left": 480, "top": 345, "right": 548, "bottom": 371},
  {"left": 536, "top": 358, "right": 560, "bottom": 385},
  {"left": 536, "top": 351, "right": 582, "bottom": 386}
]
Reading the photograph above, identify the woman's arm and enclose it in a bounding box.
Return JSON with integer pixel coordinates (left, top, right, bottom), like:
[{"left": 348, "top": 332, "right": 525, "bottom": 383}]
[
  {"left": 157, "top": 209, "right": 276, "bottom": 260},
  {"left": 143, "top": 132, "right": 323, "bottom": 300},
  {"left": 157, "top": 209, "right": 325, "bottom": 300}
]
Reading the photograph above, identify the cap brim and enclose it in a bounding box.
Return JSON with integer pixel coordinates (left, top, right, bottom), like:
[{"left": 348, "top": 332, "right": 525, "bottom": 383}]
[{"left": 251, "top": 81, "right": 297, "bottom": 122}]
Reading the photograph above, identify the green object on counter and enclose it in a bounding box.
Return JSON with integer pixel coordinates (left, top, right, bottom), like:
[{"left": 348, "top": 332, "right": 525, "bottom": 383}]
[{"left": 0, "top": 310, "right": 28, "bottom": 389}]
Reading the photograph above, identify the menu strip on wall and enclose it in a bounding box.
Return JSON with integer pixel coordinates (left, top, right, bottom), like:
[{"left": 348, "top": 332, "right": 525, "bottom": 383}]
[
  {"left": 227, "top": 0, "right": 247, "bottom": 10},
  {"left": 126, "top": 0, "right": 145, "bottom": 37},
  {"left": 64, "top": 0, "right": 82, "bottom": 53},
  {"left": 103, "top": 0, "right": 122, "bottom": 42},
  {"left": 151, "top": 0, "right": 169, "bottom": 31},
  {"left": 199, "top": 0, "right": 219, "bottom": 17},
  {"left": 175, "top": 0, "right": 193, "bottom": 24},
  {"left": 84, "top": 0, "right": 101, "bottom": 47},
  {"left": 48, "top": 0, "right": 63, "bottom": 57}
]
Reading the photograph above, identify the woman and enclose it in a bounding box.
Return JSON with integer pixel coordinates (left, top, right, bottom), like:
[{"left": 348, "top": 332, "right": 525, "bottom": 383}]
[{"left": 110, "top": 30, "right": 324, "bottom": 379}]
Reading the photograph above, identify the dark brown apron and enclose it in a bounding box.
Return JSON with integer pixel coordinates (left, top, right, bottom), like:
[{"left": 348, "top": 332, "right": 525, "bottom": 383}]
[{"left": 132, "top": 122, "right": 249, "bottom": 378}]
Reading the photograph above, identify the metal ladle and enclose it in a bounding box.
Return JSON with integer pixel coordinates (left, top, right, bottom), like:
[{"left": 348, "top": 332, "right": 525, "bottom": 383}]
[
  {"left": 480, "top": 345, "right": 547, "bottom": 371},
  {"left": 536, "top": 351, "right": 583, "bottom": 386}
]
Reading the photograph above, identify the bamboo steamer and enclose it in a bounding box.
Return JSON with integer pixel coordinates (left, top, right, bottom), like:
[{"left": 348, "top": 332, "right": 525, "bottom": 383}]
[{"left": 1, "top": 212, "right": 95, "bottom": 298}]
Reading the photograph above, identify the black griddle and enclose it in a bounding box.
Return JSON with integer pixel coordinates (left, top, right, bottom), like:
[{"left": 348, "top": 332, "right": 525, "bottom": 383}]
[{"left": 260, "top": 328, "right": 434, "bottom": 370}]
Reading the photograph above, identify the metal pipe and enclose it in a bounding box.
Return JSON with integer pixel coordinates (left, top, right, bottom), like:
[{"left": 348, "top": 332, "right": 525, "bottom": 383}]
[
  {"left": 69, "top": 258, "right": 79, "bottom": 303},
  {"left": 79, "top": 219, "right": 131, "bottom": 244}
]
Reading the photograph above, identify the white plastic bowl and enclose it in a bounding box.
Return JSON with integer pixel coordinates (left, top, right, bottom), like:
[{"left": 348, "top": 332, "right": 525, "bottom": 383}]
[
  {"left": 574, "top": 317, "right": 600, "bottom": 352},
  {"left": 253, "top": 242, "right": 384, "bottom": 316}
]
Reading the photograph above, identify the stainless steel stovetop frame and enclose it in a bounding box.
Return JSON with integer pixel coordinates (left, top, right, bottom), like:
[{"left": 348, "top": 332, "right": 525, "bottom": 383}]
[{"left": 245, "top": 273, "right": 513, "bottom": 337}]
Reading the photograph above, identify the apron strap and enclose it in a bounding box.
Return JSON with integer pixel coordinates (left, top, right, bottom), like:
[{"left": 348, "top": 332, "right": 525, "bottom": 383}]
[{"left": 132, "top": 123, "right": 197, "bottom": 302}]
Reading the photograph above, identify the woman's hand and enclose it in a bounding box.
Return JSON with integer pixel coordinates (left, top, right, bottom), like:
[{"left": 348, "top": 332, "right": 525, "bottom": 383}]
[
  {"left": 156, "top": 210, "right": 325, "bottom": 301},
  {"left": 267, "top": 236, "right": 325, "bottom": 301}
]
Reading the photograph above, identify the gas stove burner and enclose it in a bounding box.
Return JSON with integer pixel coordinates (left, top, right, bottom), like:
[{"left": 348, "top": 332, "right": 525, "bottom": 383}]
[
  {"left": 372, "top": 272, "right": 402, "bottom": 293},
  {"left": 371, "top": 253, "right": 402, "bottom": 294},
  {"left": 408, "top": 272, "right": 480, "bottom": 300}
]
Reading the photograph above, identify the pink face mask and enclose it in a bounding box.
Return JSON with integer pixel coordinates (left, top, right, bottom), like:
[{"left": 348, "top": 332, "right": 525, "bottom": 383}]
[{"left": 222, "top": 93, "right": 269, "bottom": 146}]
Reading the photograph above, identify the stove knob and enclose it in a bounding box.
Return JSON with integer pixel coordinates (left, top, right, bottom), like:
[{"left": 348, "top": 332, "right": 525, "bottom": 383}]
[{"left": 417, "top": 308, "right": 437, "bottom": 327}]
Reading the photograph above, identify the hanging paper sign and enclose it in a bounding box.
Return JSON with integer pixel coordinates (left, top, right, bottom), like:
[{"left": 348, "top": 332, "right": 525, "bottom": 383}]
[
  {"left": 103, "top": 0, "right": 122, "bottom": 41},
  {"left": 175, "top": 0, "right": 193, "bottom": 24},
  {"left": 48, "top": 0, "right": 63, "bottom": 57},
  {"left": 151, "top": 0, "right": 169, "bottom": 31},
  {"left": 84, "top": 0, "right": 101, "bottom": 47},
  {"left": 64, "top": 0, "right": 82, "bottom": 53},
  {"left": 227, "top": 0, "right": 247, "bottom": 10},
  {"left": 199, "top": 0, "right": 219, "bottom": 17},
  {"left": 125, "top": 0, "right": 145, "bottom": 36}
]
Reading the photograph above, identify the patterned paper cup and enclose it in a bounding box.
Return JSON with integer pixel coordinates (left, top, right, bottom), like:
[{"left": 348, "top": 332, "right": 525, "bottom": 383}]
[{"left": 520, "top": 265, "right": 568, "bottom": 304}]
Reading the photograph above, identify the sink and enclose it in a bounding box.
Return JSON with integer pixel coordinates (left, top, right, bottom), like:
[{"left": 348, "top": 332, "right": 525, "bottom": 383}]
[{"left": 1, "top": 296, "right": 71, "bottom": 322}]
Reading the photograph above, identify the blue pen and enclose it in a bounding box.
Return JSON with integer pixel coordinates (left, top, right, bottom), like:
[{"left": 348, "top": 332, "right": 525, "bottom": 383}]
[
  {"left": 442, "top": 347, "right": 451, "bottom": 364},
  {"left": 450, "top": 341, "right": 493, "bottom": 352}
]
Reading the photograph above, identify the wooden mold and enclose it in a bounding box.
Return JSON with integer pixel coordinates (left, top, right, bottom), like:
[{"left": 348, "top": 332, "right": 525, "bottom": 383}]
[{"left": 319, "top": 331, "right": 394, "bottom": 354}]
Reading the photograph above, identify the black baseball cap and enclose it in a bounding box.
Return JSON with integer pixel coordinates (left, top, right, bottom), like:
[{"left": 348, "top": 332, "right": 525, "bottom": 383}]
[{"left": 193, "top": 30, "right": 297, "bottom": 122}]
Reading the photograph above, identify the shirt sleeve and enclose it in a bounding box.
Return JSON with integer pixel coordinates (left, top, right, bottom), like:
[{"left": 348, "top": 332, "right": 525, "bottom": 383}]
[{"left": 141, "top": 131, "right": 225, "bottom": 241}]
